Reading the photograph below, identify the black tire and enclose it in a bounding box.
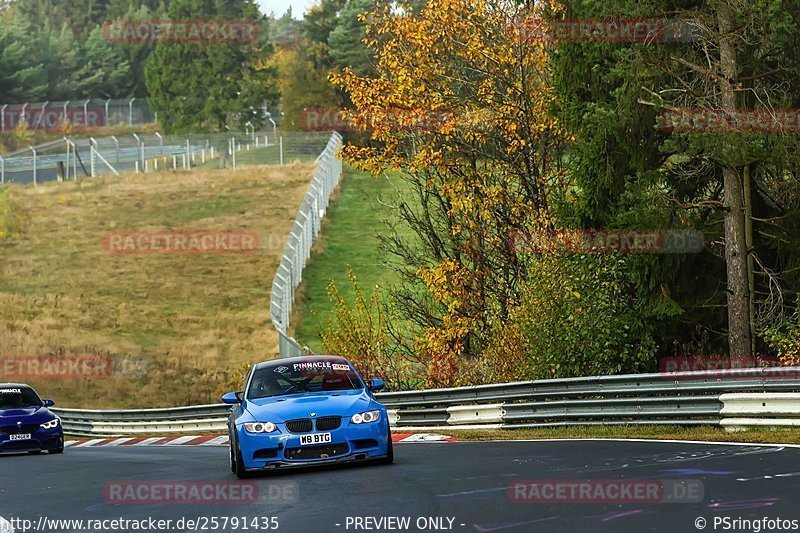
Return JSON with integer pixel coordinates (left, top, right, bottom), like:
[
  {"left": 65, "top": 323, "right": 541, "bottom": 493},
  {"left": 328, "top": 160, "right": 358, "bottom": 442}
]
[
  {"left": 378, "top": 427, "right": 394, "bottom": 465},
  {"left": 233, "top": 439, "right": 252, "bottom": 479},
  {"left": 50, "top": 434, "right": 64, "bottom": 454},
  {"left": 228, "top": 434, "right": 236, "bottom": 474}
]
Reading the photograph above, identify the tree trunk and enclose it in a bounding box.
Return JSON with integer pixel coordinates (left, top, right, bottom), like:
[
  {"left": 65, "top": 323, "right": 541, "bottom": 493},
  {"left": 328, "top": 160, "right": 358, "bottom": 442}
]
[{"left": 717, "top": 0, "right": 753, "bottom": 358}]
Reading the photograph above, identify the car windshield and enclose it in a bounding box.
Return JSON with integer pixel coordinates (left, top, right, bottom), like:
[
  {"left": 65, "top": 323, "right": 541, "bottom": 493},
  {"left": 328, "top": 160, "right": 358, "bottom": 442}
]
[
  {"left": 0, "top": 387, "right": 43, "bottom": 409},
  {"left": 247, "top": 361, "right": 363, "bottom": 399}
]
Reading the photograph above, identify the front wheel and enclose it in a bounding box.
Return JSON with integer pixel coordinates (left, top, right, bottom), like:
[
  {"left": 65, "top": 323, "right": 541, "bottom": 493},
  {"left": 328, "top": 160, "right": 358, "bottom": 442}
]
[
  {"left": 378, "top": 427, "right": 394, "bottom": 465},
  {"left": 232, "top": 438, "right": 251, "bottom": 479}
]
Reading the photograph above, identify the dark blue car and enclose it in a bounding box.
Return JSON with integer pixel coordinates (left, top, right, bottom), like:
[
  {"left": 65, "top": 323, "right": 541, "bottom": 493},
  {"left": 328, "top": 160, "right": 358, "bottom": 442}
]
[
  {"left": 222, "top": 356, "right": 392, "bottom": 478},
  {"left": 0, "top": 384, "right": 64, "bottom": 454}
]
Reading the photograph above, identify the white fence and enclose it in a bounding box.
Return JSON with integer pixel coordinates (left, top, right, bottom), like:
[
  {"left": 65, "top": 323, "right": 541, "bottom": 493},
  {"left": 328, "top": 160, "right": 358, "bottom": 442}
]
[
  {"left": 0, "top": 131, "right": 332, "bottom": 185},
  {"left": 270, "top": 132, "right": 343, "bottom": 357},
  {"left": 0, "top": 99, "right": 155, "bottom": 132}
]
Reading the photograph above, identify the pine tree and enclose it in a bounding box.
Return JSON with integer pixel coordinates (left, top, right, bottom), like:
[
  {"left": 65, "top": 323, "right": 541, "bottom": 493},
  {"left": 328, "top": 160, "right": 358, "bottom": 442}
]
[
  {"left": 145, "top": 0, "right": 278, "bottom": 132},
  {"left": 328, "top": 0, "right": 375, "bottom": 77}
]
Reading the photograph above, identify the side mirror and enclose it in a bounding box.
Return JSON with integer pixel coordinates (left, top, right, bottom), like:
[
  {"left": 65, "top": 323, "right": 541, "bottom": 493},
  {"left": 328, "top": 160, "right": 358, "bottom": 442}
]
[
  {"left": 367, "top": 379, "right": 385, "bottom": 392},
  {"left": 43, "top": 399, "right": 55, "bottom": 407},
  {"left": 221, "top": 391, "right": 243, "bottom": 404}
]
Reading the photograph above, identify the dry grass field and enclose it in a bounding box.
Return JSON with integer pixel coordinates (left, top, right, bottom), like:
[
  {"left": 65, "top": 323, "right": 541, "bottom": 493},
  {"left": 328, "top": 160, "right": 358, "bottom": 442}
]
[{"left": 0, "top": 162, "right": 315, "bottom": 408}]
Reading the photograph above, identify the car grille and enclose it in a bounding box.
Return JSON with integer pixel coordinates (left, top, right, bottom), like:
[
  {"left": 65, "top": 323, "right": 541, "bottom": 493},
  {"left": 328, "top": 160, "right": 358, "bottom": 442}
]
[
  {"left": 314, "top": 416, "right": 341, "bottom": 431},
  {"left": 1, "top": 424, "right": 39, "bottom": 434},
  {"left": 285, "top": 419, "right": 313, "bottom": 433},
  {"left": 1, "top": 441, "right": 38, "bottom": 451},
  {"left": 285, "top": 443, "right": 349, "bottom": 460}
]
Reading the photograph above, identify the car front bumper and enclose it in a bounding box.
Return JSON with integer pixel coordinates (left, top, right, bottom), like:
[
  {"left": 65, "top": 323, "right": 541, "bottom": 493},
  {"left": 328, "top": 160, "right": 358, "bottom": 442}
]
[
  {"left": 236, "top": 418, "right": 390, "bottom": 470},
  {"left": 0, "top": 429, "right": 64, "bottom": 453}
]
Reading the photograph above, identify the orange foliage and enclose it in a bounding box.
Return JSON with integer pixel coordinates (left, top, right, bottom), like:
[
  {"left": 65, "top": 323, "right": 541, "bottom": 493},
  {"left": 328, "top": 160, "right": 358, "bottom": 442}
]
[{"left": 331, "top": 0, "right": 568, "bottom": 386}]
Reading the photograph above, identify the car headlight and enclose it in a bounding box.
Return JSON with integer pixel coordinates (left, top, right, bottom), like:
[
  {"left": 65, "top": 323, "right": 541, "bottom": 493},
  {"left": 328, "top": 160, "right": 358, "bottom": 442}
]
[
  {"left": 244, "top": 422, "right": 277, "bottom": 433},
  {"left": 351, "top": 410, "right": 381, "bottom": 424},
  {"left": 40, "top": 419, "right": 60, "bottom": 430}
]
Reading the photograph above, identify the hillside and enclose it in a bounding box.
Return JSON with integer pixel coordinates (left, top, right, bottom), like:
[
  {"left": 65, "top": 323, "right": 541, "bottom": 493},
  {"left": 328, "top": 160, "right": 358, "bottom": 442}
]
[{"left": 0, "top": 163, "right": 315, "bottom": 408}]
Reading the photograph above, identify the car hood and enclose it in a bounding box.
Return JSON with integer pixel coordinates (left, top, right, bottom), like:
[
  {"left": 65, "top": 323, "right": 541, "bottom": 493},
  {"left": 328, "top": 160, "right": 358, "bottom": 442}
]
[
  {"left": 0, "top": 406, "right": 56, "bottom": 425},
  {"left": 244, "top": 390, "right": 375, "bottom": 422}
]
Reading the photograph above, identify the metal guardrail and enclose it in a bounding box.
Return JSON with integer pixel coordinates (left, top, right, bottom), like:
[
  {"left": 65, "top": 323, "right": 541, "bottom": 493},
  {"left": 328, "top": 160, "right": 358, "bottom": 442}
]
[
  {"left": 269, "top": 132, "right": 343, "bottom": 358},
  {"left": 55, "top": 367, "right": 800, "bottom": 437}
]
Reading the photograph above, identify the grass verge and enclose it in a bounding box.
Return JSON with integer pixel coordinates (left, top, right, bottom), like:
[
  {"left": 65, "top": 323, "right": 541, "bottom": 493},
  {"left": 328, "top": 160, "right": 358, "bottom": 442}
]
[
  {"left": 445, "top": 425, "right": 800, "bottom": 444},
  {"left": 0, "top": 162, "right": 315, "bottom": 408},
  {"left": 292, "top": 166, "right": 414, "bottom": 352}
]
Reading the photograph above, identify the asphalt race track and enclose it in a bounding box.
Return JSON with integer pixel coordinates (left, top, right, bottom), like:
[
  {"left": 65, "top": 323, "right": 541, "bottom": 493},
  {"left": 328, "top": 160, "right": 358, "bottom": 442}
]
[{"left": 1, "top": 440, "right": 799, "bottom": 533}]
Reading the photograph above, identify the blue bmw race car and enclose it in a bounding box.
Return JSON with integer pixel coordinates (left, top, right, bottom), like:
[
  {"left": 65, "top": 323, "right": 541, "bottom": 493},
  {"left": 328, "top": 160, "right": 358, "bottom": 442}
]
[
  {"left": 222, "top": 356, "right": 393, "bottom": 478},
  {"left": 0, "top": 384, "right": 64, "bottom": 454}
]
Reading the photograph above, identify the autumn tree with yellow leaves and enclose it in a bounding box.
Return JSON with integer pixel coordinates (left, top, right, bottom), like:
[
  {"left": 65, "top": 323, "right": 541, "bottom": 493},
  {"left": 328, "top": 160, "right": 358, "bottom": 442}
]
[{"left": 330, "top": 0, "right": 571, "bottom": 386}]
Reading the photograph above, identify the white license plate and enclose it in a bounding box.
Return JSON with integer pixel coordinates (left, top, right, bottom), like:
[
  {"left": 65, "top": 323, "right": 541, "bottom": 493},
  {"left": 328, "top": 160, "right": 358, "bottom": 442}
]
[
  {"left": 300, "top": 433, "right": 332, "bottom": 446},
  {"left": 9, "top": 434, "right": 31, "bottom": 441}
]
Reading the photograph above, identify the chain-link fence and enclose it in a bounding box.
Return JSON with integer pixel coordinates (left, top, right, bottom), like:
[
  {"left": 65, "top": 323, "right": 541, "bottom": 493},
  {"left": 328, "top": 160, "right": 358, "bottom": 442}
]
[
  {"left": 270, "top": 132, "right": 343, "bottom": 358},
  {"left": 0, "top": 130, "right": 334, "bottom": 185}
]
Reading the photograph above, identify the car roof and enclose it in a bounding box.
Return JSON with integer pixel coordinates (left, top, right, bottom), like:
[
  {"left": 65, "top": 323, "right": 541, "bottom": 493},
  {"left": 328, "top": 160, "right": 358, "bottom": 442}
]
[
  {"left": 0, "top": 383, "right": 32, "bottom": 389},
  {"left": 252, "top": 355, "right": 349, "bottom": 370}
]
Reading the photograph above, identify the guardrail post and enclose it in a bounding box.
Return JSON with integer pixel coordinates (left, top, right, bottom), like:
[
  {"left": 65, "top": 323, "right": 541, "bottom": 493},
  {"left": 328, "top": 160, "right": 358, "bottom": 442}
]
[
  {"left": 128, "top": 98, "right": 136, "bottom": 125},
  {"left": 0, "top": 104, "right": 6, "bottom": 131},
  {"left": 155, "top": 132, "right": 163, "bottom": 155},
  {"left": 0, "top": 154, "right": 4, "bottom": 184},
  {"left": 105, "top": 99, "right": 111, "bottom": 126}
]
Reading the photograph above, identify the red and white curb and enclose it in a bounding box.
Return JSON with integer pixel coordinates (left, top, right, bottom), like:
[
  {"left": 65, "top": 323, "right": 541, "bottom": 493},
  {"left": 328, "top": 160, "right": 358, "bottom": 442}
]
[
  {"left": 65, "top": 433, "right": 456, "bottom": 448},
  {"left": 65, "top": 435, "right": 230, "bottom": 448}
]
